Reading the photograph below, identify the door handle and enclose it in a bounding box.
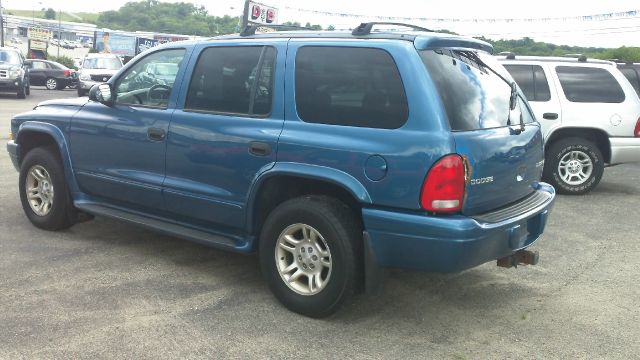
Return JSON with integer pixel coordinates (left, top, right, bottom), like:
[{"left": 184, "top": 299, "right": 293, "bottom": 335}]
[
  {"left": 147, "top": 127, "right": 166, "bottom": 141},
  {"left": 542, "top": 113, "right": 559, "bottom": 120},
  {"left": 249, "top": 141, "right": 271, "bottom": 156}
]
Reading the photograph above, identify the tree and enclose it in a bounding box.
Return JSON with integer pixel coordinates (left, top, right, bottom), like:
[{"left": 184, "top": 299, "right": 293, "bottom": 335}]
[
  {"left": 327, "top": 25, "right": 335, "bottom": 31},
  {"left": 44, "top": 8, "right": 56, "bottom": 20}
]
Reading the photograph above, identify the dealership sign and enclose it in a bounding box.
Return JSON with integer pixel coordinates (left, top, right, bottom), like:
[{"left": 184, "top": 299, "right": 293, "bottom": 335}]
[
  {"left": 247, "top": 1, "right": 278, "bottom": 25},
  {"left": 27, "top": 27, "right": 52, "bottom": 41}
]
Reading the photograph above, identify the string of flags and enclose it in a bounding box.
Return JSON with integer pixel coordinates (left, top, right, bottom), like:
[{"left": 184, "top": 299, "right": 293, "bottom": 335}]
[{"left": 283, "top": 7, "right": 640, "bottom": 23}]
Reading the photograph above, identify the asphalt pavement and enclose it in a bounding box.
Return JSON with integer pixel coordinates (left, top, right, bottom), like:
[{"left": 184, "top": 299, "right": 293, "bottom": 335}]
[{"left": 1, "top": 89, "right": 639, "bottom": 359}]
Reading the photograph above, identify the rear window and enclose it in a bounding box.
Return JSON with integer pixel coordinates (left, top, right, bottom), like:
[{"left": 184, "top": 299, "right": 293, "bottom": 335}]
[
  {"left": 295, "top": 46, "right": 409, "bottom": 129},
  {"left": 619, "top": 67, "right": 640, "bottom": 97},
  {"left": 421, "top": 49, "right": 530, "bottom": 131},
  {"left": 503, "top": 65, "right": 551, "bottom": 102},
  {"left": 556, "top": 66, "right": 625, "bottom": 103}
]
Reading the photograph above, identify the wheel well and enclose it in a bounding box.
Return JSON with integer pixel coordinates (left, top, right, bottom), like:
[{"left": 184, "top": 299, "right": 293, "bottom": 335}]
[
  {"left": 17, "top": 131, "right": 59, "bottom": 165},
  {"left": 545, "top": 128, "right": 611, "bottom": 163},
  {"left": 252, "top": 176, "right": 363, "bottom": 238}
]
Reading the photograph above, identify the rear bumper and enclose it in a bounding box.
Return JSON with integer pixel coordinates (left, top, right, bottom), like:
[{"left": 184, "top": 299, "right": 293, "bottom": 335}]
[
  {"left": 609, "top": 137, "right": 640, "bottom": 165},
  {"left": 7, "top": 140, "right": 21, "bottom": 171},
  {"left": 362, "top": 182, "right": 555, "bottom": 272}
]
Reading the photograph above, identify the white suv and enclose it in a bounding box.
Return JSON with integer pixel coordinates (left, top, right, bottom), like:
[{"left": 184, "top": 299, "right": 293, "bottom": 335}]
[
  {"left": 77, "top": 54, "right": 123, "bottom": 96},
  {"left": 498, "top": 55, "right": 640, "bottom": 194}
]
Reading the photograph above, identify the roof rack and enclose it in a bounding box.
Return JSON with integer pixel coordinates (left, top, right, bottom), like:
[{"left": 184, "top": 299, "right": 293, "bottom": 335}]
[
  {"left": 351, "top": 22, "right": 433, "bottom": 36},
  {"left": 498, "top": 51, "right": 516, "bottom": 59},
  {"left": 240, "top": 24, "right": 311, "bottom": 37}
]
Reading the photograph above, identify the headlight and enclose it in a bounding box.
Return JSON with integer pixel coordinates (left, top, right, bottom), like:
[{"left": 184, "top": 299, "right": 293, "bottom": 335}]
[
  {"left": 9, "top": 69, "right": 23, "bottom": 78},
  {"left": 79, "top": 73, "right": 91, "bottom": 81}
]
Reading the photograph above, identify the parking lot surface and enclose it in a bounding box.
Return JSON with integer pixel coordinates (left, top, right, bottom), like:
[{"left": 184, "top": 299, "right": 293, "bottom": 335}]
[{"left": 1, "top": 90, "right": 639, "bottom": 359}]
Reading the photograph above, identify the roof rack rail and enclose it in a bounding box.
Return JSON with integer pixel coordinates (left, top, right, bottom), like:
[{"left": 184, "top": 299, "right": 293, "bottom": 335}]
[
  {"left": 240, "top": 24, "right": 310, "bottom": 37},
  {"left": 498, "top": 51, "right": 516, "bottom": 59},
  {"left": 351, "top": 22, "right": 433, "bottom": 36}
]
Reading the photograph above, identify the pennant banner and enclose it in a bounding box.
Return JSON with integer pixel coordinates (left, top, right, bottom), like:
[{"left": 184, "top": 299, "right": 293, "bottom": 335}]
[{"left": 284, "top": 7, "right": 640, "bottom": 23}]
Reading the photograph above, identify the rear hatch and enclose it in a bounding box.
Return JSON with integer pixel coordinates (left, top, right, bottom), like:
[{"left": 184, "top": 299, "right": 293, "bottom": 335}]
[{"left": 421, "top": 49, "right": 544, "bottom": 215}]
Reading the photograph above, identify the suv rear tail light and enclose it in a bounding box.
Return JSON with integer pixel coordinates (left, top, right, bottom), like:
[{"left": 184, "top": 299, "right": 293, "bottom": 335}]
[
  {"left": 635, "top": 117, "right": 640, "bottom": 137},
  {"left": 420, "top": 154, "right": 466, "bottom": 213}
]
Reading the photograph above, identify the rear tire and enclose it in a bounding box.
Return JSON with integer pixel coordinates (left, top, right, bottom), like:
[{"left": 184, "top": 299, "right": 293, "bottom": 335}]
[
  {"left": 259, "top": 196, "right": 362, "bottom": 318},
  {"left": 19, "top": 146, "right": 76, "bottom": 230},
  {"left": 46, "top": 77, "right": 58, "bottom": 90},
  {"left": 543, "top": 137, "right": 604, "bottom": 195}
]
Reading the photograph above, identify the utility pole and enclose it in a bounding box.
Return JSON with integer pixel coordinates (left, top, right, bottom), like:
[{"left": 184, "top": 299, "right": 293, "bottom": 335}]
[
  {"left": 57, "top": 8, "right": 60, "bottom": 57},
  {"left": 0, "top": 0, "right": 5, "bottom": 47}
]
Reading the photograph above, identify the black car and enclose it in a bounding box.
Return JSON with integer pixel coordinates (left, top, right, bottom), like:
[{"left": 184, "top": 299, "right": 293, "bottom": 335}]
[
  {"left": 25, "top": 59, "right": 77, "bottom": 90},
  {"left": 617, "top": 63, "right": 640, "bottom": 97}
]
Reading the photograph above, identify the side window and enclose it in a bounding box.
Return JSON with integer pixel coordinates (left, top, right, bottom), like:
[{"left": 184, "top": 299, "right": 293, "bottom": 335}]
[
  {"left": 556, "top": 66, "right": 625, "bottom": 103},
  {"left": 185, "top": 46, "right": 276, "bottom": 116},
  {"left": 533, "top": 66, "right": 551, "bottom": 101},
  {"left": 295, "top": 46, "right": 409, "bottom": 129},
  {"left": 31, "top": 61, "right": 47, "bottom": 70},
  {"left": 619, "top": 68, "right": 640, "bottom": 97},
  {"left": 115, "top": 48, "right": 186, "bottom": 108},
  {"left": 504, "top": 64, "right": 551, "bottom": 102}
]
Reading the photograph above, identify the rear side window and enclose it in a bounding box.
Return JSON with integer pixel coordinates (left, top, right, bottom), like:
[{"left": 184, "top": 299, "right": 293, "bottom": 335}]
[
  {"left": 185, "top": 46, "right": 276, "bottom": 116},
  {"left": 556, "top": 66, "right": 625, "bottom": 103},
  {"left": 421, "top": 49, "right": 522, "bottom": 131},
  {"left": 619, "top": 67, "right": 640, "bottom": 97},
  {"left": 295, "top": 47, "right": 408, "bottom": 129},
  {"left": 503, "top": 65, "right": 551, "bottom": 102}
]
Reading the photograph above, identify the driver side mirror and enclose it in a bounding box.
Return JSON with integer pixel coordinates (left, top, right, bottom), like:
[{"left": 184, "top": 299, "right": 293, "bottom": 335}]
[
  {"left": 23, "top": 62, "right": 32, "bottom": 69},
  {"left": 89, "top": 83, "right": 114, "bottom": 106}
]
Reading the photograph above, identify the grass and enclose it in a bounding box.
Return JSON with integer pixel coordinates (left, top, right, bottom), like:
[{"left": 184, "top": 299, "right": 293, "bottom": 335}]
[{"left": 6, "top": 9, "right": 99, "bottom": 24}]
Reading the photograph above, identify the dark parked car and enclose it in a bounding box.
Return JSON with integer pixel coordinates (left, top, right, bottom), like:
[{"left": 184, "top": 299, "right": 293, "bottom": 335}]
[{"left": 25, "top": 59, "right": 77, "bottom": 90}]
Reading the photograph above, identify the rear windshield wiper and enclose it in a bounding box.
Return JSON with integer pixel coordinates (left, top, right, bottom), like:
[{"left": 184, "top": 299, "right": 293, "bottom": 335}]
[{"left": 459, "top": 51, "right": 524, "bottom": 133}]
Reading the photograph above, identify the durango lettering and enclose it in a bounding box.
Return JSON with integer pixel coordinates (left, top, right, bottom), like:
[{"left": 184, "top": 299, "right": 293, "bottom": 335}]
[{"left": 470, "top": 176, "right": 494, "bottom": 185}]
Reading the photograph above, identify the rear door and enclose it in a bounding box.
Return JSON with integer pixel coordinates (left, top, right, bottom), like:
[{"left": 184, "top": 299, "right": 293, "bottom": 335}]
[
  {"left": 503, "top": 62, "right": 562, "bottom": 139},
  {"left": 421, "top": 50, "right": 544, "bottom": 215},
  {"left": 163, "top": 40, "right": 285, "bottom": 231}
]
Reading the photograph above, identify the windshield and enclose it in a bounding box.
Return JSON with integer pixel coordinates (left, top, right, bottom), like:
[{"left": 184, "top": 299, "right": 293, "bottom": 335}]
[
  {"left": 0, "top": 50, "right": 21, "bottom": 65},
  {"left": 421, "top": 49, "right": 530, "bottom": 131},
  {"left": 82, "top": 57, "right": 122, "bottom": 70}
]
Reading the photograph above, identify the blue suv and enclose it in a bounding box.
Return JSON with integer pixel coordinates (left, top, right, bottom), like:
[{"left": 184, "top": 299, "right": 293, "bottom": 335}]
[{"left": 6, "top": 23, "right": 555, "bottom": 317}]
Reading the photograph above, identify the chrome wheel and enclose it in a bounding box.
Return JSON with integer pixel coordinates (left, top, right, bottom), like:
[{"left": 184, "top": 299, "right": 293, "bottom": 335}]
[
  {"left": 558, "top": 150, "right": 593, "bottom": 186},
  {"left": 25, "top": 165, "right": 55, "bottom": 216},
  {"left": 45, "top": 78, "right": 57, "bottom": 90},
  {"left": 275, "top": 223, "right": 332, "bottom": 296}
]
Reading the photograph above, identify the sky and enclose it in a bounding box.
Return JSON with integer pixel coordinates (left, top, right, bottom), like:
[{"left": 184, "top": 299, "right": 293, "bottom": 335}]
[{"left": 4, "top": 0, "right": 640, "bottom": 48}]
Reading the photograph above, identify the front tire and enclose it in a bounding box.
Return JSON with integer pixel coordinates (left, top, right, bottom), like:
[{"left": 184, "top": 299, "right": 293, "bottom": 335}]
[
  {"left": 19, "top": 146, "right": 76, "bottom": 230},
  {"left": 259, "top": 196, "right": 362, "bottom": 318},
  {"left": 17, "top": 82, "right": 26, "bottom": 99},
  {"left": 543, "top": 137, "right": 604, "bottom": 195}
]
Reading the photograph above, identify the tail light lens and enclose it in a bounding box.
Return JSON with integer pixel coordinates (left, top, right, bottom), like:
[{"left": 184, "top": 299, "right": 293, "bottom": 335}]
[
  {"left": 63, "top": 70, "right": 71, "bottom": 77},
  {"left": 420, "top": 154, "right": 466, "bottom": 213},
  {"left": 635, "top": 117, "right": 640, "bottom": 137}
]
